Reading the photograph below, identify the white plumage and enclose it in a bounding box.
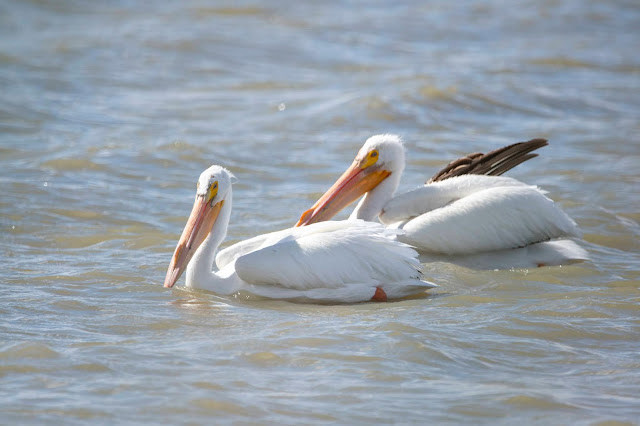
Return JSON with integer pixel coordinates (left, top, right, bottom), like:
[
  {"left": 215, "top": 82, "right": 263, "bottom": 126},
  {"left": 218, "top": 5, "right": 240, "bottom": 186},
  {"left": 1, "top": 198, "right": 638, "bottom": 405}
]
[
  {"left": 296, "top": 135, "right": 587, "bottom": 269},
  {"left": 383, "top": 175, "right": 579, "bottom": 255},
  {"left": 164, "top": 165, "right": 436, "bottom": 303}
]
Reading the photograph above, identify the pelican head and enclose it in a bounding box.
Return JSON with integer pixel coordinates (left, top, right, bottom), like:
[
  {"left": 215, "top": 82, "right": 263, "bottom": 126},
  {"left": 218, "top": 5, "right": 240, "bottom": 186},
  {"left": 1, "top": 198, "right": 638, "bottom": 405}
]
[
  {"left": 296, "top": 134, "right": 405, "bottom": 226},
  {"left": 164, "top": 166, "right": 234, "bottom": 288}
]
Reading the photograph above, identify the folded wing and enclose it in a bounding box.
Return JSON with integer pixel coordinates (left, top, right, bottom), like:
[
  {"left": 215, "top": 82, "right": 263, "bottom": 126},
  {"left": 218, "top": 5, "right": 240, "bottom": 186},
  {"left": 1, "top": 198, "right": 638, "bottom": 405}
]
[
  {"left": 380, "top": 175, "right": 579, "bottom": 255},
  {"left": 234, "top": 220, "right": 435, "bottom": 291}
]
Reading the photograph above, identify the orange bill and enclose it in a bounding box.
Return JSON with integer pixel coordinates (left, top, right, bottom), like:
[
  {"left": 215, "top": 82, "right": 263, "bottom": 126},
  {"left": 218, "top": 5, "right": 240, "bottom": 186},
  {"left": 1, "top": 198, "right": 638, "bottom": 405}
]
[
  {"left": 164, "top": 197, "right": 224, "bottom": 288},
  {"left": 296, "top": 162, "right": 390, "bottom": 226}
]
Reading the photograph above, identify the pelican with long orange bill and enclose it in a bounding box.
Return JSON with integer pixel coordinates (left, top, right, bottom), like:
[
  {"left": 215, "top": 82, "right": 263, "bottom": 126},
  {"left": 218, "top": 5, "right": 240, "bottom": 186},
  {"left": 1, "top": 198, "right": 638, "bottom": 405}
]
[
  {"left": 164, "top": 165, "right": 436, "bottom": 302},
  {"left": 293, "top": 134, "right": 588, "bottom": 270}
]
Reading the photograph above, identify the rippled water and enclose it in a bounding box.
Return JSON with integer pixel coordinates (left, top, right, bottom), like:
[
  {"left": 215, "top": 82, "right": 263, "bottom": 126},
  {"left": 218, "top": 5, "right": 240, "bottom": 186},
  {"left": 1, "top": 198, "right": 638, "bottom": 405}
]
[{"left": 2, "top": 0, "right": 639, "bottom": 424}]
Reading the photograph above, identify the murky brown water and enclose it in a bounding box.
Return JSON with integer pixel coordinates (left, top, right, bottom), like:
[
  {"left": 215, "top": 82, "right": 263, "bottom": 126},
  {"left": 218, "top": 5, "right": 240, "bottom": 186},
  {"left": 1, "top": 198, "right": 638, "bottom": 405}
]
[{"left": 1, "top": 1, "right": 639, "bottom": 424}]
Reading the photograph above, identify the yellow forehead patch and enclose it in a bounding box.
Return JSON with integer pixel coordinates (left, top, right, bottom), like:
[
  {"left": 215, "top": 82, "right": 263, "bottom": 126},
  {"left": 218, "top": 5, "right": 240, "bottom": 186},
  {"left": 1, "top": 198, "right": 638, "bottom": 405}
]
[
  {"left": 208, "top": 181, "right": 218, "bottom": 202},
  {"left": 361, "top": 149, "right": 379, "bottom": 169}
]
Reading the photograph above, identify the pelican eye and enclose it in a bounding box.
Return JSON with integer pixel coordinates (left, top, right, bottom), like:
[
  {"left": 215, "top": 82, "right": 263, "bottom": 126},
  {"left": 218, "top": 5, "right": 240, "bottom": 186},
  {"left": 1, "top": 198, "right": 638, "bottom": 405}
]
[
  {"left": 207, "top": 181, "right": 219, "bottom": 203},
  {"left": 361, "top": 149, "right": 380, "bottom": 169}
]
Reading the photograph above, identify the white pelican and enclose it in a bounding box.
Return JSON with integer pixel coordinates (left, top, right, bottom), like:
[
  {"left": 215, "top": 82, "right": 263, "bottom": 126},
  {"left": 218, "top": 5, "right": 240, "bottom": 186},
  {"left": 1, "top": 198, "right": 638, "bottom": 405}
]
[
  {"left": 295, "top": 134, "right": 587, "bottom": 269},
  {"left": 164, "top": 165, "right": 436, "bottom": 303}
]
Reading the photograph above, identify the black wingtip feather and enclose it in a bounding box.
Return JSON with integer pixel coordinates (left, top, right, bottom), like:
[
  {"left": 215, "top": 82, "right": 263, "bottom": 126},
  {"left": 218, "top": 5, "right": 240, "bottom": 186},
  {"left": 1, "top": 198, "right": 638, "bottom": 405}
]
[{"left": 427, "top": 138, "right": 549, "bottom": 184}]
